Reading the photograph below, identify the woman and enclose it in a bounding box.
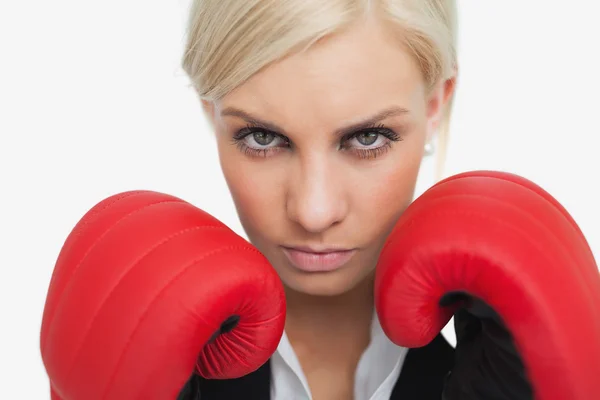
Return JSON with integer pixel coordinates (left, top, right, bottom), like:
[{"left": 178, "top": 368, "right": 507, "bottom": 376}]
[
  {"left": 38, "top": 0, "right": 600, "bottom": 398},
  {"left": 179, "top": 1, "right": 459, "bottom": 399}
]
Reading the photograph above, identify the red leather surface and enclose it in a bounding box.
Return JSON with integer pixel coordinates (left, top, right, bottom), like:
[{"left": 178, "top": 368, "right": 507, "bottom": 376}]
[
  {"left": 375, "top": 171, "right": 600, "bottom": 400},
  {"left": 40, "top": 191, "right": 286, "bottom": 400}
]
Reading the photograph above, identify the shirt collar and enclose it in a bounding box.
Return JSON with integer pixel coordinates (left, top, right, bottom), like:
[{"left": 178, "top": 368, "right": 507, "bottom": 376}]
[{"left": 272, "top": 312, "right": 408, "bottom": 400}]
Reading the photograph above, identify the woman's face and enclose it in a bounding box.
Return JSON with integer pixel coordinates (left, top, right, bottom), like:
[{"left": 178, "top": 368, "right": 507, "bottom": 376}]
[{"left": 203, "top": 17, "right": 453, "bottom": 296}]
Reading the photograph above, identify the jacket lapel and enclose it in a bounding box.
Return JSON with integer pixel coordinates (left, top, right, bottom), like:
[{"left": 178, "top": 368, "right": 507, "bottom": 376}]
[
  {"left": 390, "top": 334, "right": 455, "bottom": 400},
  {"left": 193, "top": 360, "right": 271, "bottom": 400},
  {"left": 192, "top": 333, "right": 454, "bottom": 400}
]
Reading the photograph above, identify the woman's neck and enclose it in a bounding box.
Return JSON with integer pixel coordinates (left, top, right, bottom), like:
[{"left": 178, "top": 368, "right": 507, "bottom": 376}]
[{"left": 284, "top": 273, "right": 375, "bottom": 359}]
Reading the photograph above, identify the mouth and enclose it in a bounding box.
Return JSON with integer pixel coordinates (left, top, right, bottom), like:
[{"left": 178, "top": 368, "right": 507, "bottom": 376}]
[{"left": 281, "top": 246, "right": 357, "bottom": 272}]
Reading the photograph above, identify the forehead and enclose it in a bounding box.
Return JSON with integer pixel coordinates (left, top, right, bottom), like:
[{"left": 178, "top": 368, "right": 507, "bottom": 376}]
[{"left": 219, "top": 18, "right": 426, "bottom": 128}]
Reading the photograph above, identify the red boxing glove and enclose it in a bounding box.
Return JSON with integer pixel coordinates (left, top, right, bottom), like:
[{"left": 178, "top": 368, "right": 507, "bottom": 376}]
[
  {"left": 375, "top": 171, "right": 600, "bottom": 400},
  {"left": 40, "top": 191, "right": 286, "bottom": 400}
]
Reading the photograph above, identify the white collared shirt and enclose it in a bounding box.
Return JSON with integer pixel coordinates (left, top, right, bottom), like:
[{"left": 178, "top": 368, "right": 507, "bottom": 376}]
[{"left": 270, "top": 314, "right": 409, "bottom": 400}]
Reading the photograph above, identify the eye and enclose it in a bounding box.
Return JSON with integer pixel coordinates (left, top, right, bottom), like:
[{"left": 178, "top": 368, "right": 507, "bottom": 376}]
[
  {"left": 231, "top": 126, "right": 289, "bottom": 158},
  {"left": 341, "top": 125, "right": 403, "bottom": 160},
  {"left": 351, "top": 131, "right": 387, "bottom": 148},
  {"left": 246, "top": 131, "right": 281, "bottom": 147}
]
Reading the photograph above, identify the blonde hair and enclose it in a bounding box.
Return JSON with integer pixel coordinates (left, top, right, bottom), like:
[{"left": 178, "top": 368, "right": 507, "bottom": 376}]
[{"left": 181, "top": 0, "right": 458, "bottom": 179}]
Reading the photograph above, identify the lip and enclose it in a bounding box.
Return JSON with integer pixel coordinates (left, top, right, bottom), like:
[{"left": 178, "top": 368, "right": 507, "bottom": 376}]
[{"left": 281, "top": 246, "right": 357, "bottom": 272}]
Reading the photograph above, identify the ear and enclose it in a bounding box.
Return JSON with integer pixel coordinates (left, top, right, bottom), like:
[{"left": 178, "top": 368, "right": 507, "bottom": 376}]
[{"left": 425, "top": 73, "right": 457, "bottom": 143}]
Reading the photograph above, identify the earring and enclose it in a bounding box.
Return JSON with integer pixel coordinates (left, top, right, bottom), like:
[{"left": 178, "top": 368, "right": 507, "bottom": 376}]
[{"left": 424, "top": 141, "right": 435, "bottom": 156}]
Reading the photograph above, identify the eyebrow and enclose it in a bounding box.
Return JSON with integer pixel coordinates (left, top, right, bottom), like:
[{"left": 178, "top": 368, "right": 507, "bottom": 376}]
[{"left": 220, "top": 106, "right": 410, "bottom": 138}]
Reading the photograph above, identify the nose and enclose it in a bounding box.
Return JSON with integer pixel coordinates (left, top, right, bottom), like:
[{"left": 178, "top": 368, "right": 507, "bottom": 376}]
[{"left": 285, "top": 156, "right": 348, "bottom": 233}]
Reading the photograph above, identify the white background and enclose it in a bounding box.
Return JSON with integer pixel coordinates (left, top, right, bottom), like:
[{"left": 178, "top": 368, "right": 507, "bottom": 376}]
[{"left": 1, "top": 1, "right": 599, "bottom": 398}]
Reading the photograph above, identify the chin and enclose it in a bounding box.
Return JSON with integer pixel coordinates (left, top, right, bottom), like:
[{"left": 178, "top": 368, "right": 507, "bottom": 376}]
[{"left": 281, "top": 267, "right": 371, "bottom": 297}]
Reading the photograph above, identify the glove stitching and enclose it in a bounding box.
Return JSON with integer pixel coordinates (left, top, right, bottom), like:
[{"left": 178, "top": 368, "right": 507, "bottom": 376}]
[
  {"left": 41, "top": 191, "right": 147, "bottom": 353},
  {"left": 63, "top": 223, "right": 233, "bottom": 382},
  {"left": 380, "top": 196, "right": 588, "bottom": 397},
  {"left": 100, "top": 244, "right": 260, "bottom": 399},
  {"left": 42, "top": 195, "right": 180, "bottom": 358}
]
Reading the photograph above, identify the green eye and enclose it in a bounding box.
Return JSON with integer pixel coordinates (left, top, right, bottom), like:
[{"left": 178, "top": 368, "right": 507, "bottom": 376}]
[
  {"left": 356, "top": 132, "right": 379, "bottom": 146},
  {"left": 252, "top": 131, "right": 276, "bottom": 146}
]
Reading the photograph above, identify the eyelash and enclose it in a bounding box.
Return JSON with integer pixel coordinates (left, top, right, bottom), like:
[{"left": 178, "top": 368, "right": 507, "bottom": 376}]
[{"left": 230, "top": 123, "right": 403, "bottom": 160}]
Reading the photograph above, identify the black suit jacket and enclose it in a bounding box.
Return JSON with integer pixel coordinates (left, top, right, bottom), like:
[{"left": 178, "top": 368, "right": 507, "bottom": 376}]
[{"left": 179, "top": 334, "right": 454, "bottom": 400}]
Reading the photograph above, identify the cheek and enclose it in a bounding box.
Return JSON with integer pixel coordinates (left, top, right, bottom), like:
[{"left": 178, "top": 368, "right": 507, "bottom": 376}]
[
  {"left": 353, "top": 137, "right": 425, "bottom": 241},
  {"left": 216, "top": 137, "right": 285, "bottom": 237}
]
